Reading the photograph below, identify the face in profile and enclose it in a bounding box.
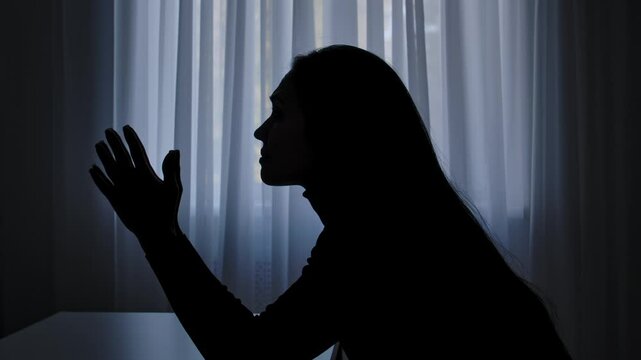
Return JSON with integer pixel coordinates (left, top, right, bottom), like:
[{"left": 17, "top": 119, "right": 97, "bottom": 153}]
[{"left": 254, "top": 71, "right": 312, "bottom": 186}]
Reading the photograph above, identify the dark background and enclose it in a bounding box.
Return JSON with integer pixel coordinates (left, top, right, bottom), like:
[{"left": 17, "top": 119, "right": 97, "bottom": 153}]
[
  {"left": 1, "top": 0, "right": 639, "bottom": 358},
  {"left": 1, "top": 0, "right": 116, "bottom": 337}
]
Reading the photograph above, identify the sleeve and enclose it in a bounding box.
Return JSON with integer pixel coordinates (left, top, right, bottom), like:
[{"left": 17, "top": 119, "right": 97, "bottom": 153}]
[{"left": 141, "top": 228, "right": 345, "bottom": 360}]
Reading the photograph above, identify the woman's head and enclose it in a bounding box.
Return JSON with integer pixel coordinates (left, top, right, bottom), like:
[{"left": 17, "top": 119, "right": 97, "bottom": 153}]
[{"left": 255, "top": 44, "right": 442, "bottom": 192}]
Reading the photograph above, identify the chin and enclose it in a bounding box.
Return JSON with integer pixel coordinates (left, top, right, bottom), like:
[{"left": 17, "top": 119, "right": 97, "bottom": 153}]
[
  {"left": 260, "top": 171, "right": 282, "bottom": 186},
  {"left": 260, "top": 170, "right": 299, "bottom": 186}
]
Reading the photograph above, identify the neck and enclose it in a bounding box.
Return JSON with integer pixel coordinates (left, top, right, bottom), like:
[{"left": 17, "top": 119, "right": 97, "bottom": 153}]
[
  {"left": 302, "top": 184, "right": 341, "bottom": 227},
  {"left": 302, "top": 180, "right": 384, "bottom": 227}
]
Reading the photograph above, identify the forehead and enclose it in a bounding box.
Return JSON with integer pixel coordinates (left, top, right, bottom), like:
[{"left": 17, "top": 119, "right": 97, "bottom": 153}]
[{"left": 271, "top": 71, "right": 295, "bottom": 100}]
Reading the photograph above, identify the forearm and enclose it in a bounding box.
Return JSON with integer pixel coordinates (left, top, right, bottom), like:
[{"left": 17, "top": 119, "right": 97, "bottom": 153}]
[
  {"left": 138, "top": 228, "right": 341, "bottom": 360},
  {"left": 140, "top": 230, "right": 255, "bottom": 358}
]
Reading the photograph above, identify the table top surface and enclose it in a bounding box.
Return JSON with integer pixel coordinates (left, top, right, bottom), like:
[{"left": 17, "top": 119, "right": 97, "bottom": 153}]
[{"left": 0, "top": 312, "right": 334, "bottom": 360}]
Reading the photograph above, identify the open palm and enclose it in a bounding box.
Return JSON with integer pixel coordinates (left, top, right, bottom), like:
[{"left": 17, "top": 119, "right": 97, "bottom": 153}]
[{"left": 89, "top": 125, "right": 183, "bottom": 251}]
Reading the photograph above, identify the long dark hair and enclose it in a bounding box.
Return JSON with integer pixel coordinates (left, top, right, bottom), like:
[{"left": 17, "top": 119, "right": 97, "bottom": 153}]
[
  {"left": 289, "top": 44, "right": 569, "bottom": 356},
  {"left": 291, "top": 45, "right": 489, "bottom": 239},
  {"left": 292, "top": 43, "right": 549, "bottom": 291},
  {"left": 291, "top": 45, "right": 439, "bottom": 189}
]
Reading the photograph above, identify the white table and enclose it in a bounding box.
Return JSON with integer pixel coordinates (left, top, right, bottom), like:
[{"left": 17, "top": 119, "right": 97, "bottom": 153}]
[{"left": 0, "top": 312, "right": 334, "bottom": 360}]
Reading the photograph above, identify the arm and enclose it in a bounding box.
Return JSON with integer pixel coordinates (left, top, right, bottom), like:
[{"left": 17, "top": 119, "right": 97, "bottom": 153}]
[
  {"left": 139, "top": 227, "right": 342, "bottom": 360},
  {"left": 90, "top": 126, "right": 342, "bottom": 359},
  {"left": 140, "top": 228, "right": 254, "bottom": 358}
]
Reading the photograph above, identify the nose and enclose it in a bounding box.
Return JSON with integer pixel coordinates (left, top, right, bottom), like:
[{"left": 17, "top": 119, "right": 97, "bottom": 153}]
[{"left": 254, "top": 118, "right": 270, "bottom": 141}]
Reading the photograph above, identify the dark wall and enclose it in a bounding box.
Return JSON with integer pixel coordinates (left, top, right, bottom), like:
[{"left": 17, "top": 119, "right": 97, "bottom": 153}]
[
  {"left": 0, "top": 0, "right": 59, "bottom": 337},
  {"left": 52, "top": 0, "right": 116, "bottom": 314},
  {"left": 0, "top": 0, "right": 115, "bottom": 338},
  {"left": 572, "top": 2, "right": 641, "bottom": 358}
]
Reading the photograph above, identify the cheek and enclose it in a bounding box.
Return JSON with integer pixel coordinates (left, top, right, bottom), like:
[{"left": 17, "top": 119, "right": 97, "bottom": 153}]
[{"left": 268, "top": 124, "right": 293, "bottom": 149}]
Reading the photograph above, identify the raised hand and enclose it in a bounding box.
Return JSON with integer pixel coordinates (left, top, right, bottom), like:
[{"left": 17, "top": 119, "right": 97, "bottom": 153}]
[{"left": 89, "top": 125, "right": 183, "bottom": 251}]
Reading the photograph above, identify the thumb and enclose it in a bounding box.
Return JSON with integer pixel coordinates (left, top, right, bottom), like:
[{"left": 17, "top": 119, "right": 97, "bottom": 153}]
[
  {"left": 162, "top": 150, "right": 177, "bottom": 182},
  {"left": 172, "top": 150, "right": 182, "bottom": 193}
]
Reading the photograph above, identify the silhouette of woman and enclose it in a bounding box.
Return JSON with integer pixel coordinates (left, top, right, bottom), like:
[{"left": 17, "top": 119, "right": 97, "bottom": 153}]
[{"left": 90, "top": 45, "right": 572, "bottom": 359}]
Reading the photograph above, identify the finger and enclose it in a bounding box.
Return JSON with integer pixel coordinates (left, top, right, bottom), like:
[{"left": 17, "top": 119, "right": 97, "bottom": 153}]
[
  {"left": 105, "top": 128, "right": 134, "bottom": 170},
  {"left": 89, "top": 165, "right": 115, "bottom": 201},
  {"left": 95, "top": 141, "right": 119, "bottom": 182},
  {"left": 122, "top": 125, "right": 160, "bottom": 181}
]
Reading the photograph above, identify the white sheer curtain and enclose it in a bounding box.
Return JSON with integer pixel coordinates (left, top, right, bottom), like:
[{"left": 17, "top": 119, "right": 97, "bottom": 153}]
[
  {"left": 109, "top": 0, "right": 576, "bottom": 353},
  {"left": 111, "top": 0, "right": 421, "bottom": 311}
]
